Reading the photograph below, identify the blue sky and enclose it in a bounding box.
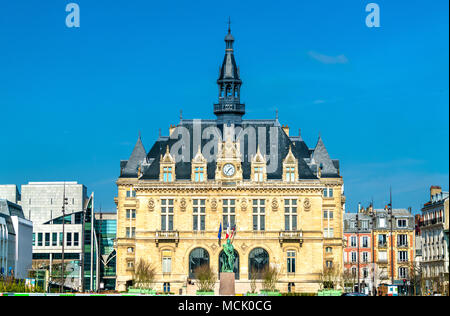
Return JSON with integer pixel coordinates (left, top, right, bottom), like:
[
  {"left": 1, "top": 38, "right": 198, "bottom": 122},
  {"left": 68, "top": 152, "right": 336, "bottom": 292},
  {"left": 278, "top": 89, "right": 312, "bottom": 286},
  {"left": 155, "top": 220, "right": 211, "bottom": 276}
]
[{"left": 0, "top": 0, "right": 448, "bottom": 213}]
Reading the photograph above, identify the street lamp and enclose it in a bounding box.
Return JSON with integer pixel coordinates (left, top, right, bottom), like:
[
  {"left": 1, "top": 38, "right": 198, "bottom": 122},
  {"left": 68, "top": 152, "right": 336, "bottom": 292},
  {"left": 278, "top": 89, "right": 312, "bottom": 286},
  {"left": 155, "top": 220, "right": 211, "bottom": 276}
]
[{"left": 60, "top": 182, "right": 68, "bottom": 293}]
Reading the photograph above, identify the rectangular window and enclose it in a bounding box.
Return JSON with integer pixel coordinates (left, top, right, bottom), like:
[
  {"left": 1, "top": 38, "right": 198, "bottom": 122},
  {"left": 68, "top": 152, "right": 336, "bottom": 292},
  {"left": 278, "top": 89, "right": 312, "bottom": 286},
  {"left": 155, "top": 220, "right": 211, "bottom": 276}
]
[
  {"left": 323, "top": 188, "right": 333, "bottom": 197},
  {"left": 193, "top": 199, "right": 206, "bottom": 231},
  {"left": 286, "top": 167, "right": 295, "bottom": 182},
  {"left": 399, "top": 251, "right": 408, "bottom": 262},
  {"left": 222, "top": 199, "right": 236, "bottom": 228},
  {"left": 324, "top": 228, "right": 334, "bottom": 238},
  {"left": 52, "top": 232, "right": 57, "bottom": 246},
  {"left": 254, "top": 167, "right": 263, "bottom": 182},
  {"left": 363, "top": 268, "right": 368, "bottom": 278},
  {"left": 362, "top": 252, "right": 369, "bottom": 263},
  {"left": 399, "top": 267, "right": 408, "bottom": 279},
  {"left": 37, "top": 233, "right": 43, "bottom": 247},
  {"left": 194, "top": 167, "right": 204, "bottom": 182},
  {"left": 379, "top": 218, "right": 386, "bottom": 228},
  {"left": 126, "top": 227, "right": 136, "bottom": 238},
  {"left": 32, "top": 233, "right": 36, "bottom": 246},
  {"left": 163, "top": 167, "right": 173, "bottom": 182},
  {"left": 126, "top": 189, "right": 136, "bottom": 198},
  {"left": 59, "top": 232, "right": 63, "bottom": 246},
  {"left": 378, "top": 251, "right": 387, "bottom": 262},
  {"left": 326, "top": 260, "right": 333, "bottom": 268},
  {"left": 287, "top": 251, "right": 296, "bottom": 273},
  {"left": 351, "top": 252, "right": 357, "bottom": 263},
  {"left": 161, "top": 199, "right": 174, "bottom": 231},
  {"left": 252, "top": 199, "right": 265, "bottom": 231},
  {"left": 74, "top": 232, "right": 79, "bottom": 246},
  {"left": 323, "top": 210, "right": 334, "bottom": 220},
  {"left": 44, "top": 233, "right": 50, "bottom": 246},
  {"left": 378, "top": 234, "right": 387, "bottom": 247},
  {"left": 398, "top": 234, "right": 408, "bottom": 247},
  {"left": 397, "top": 219, "right": 407, "bottom": 228},
  {"left": 162, "top": 257, "right": 172, "bottom": 273},
  {"left": 361, "top": 220, "right": 368, "bottom": 229},
  {"left": 351, "top": 236, "right": 357, "bottom": 247},
  {"left": 66, "top": 232, "right": 72, "bottom": 247},
  {"left": 126, "top": 209, "right": 136, "bottom": 219},
  {"left": 284, "top": 199, "right": 297, "bottom": 231},
  {"left": 362, "top": 236, "right": 369, "bottom": 248}
]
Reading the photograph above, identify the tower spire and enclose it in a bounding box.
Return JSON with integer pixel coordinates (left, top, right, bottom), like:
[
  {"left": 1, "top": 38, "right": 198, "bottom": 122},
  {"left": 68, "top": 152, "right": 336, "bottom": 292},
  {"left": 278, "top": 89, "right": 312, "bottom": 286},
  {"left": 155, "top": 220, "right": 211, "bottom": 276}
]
[{"left": 214, "top": 20, "right": 245, "bottom": 122}]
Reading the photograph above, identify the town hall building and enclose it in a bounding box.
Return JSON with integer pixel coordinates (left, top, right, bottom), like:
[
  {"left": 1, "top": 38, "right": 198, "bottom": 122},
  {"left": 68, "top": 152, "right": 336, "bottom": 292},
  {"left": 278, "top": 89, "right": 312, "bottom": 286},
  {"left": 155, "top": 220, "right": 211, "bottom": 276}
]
[{"left": 115, "top": 26, "right": 345, "bottom": 294}]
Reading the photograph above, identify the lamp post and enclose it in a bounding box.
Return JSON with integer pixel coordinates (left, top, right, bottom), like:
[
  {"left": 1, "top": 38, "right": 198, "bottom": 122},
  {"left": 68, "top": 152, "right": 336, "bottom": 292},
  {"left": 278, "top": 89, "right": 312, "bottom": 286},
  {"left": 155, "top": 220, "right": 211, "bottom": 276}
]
[
  {"left": 356, "top": 213, "right": 360, "bottom": 293},
  {"left": 60, "top": 182, "right": 68, "bottom": 293},
  {"left": 388, "top": 188, "right": 394, "bottom": 285}
]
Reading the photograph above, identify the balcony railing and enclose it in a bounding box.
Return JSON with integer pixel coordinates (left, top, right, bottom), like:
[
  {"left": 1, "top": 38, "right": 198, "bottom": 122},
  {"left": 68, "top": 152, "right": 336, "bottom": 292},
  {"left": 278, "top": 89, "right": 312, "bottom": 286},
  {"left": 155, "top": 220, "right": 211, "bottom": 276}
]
[
  {"left": 279, "top": 230, "right": 304, "bottom": 246},
  {"left": 155, "top": 230, "right": 180, "bottom": 247},
  {"left": 378, "top": 243, "right": 387, "bottom": 248},
  {"left": 397, "top": 242, "right": 408, "bottom": 248}
]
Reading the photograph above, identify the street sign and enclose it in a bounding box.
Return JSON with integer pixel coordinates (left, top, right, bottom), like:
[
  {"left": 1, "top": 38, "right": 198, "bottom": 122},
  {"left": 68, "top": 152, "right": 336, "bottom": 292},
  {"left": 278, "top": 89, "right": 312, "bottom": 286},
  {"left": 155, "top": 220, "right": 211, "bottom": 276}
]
[{"left": 388, "top": 285, "right": 398, "bottom": 296}]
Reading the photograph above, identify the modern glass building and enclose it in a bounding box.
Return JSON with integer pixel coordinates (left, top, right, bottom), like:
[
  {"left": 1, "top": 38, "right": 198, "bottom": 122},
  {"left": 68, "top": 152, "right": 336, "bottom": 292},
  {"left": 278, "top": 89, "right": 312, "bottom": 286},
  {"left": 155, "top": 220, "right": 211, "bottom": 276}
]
[{"left": 94, "top": 212, "right": 117, "bottom": 290}]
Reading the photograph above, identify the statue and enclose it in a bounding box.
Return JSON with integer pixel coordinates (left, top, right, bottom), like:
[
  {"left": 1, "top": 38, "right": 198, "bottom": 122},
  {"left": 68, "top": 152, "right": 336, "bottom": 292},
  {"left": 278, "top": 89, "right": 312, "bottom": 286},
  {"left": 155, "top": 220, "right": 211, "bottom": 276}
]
[{"left": 221, "top": 239, "right": 235, "bottom": 273}]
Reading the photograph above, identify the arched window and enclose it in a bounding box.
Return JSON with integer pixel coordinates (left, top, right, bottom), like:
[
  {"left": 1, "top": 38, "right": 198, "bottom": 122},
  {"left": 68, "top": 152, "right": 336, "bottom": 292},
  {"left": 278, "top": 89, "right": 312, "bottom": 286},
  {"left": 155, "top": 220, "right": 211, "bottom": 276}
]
[
  {"left": 248, "top": 248, "right": 269, "bottom": 279},
  {"left": 219, "top": 249, "right": 240, "bottom": 280},
  {"left": 189, "top": 247, "right": 210, "bottom": 278}
]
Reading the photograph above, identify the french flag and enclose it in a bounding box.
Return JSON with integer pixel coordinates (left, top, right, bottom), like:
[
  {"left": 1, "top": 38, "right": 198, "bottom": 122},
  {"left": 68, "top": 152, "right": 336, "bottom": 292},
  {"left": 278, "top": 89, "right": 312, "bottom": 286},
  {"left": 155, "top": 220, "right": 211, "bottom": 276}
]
[
  {"left": 230, "top": 225, "right": 236, "bottom": 239},
  {"left": 225, "top": 225, "right": 230, "bottom": 239}
]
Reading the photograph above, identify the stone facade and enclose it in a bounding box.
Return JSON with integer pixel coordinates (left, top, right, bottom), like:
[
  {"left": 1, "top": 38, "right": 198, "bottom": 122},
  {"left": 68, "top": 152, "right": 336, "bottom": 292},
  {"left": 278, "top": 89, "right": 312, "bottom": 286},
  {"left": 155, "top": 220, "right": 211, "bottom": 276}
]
[{"left": 114, "top": 27, "right": 345, "bottom": 294}]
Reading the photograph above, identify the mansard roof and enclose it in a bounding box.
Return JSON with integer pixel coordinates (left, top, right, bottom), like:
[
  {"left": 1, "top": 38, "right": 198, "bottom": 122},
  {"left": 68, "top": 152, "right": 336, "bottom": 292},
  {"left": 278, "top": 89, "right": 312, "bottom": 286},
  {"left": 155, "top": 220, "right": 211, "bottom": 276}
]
[{"left": 120, "top": 119, "right": 331, "bottom": 181}]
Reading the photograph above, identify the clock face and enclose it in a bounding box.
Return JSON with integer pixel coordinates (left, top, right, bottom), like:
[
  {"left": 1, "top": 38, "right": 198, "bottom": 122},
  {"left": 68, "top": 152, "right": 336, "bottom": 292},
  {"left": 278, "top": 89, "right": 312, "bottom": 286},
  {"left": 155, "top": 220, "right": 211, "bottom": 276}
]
[{"left": 223, "top": 163, "right": 236, "bottom": 177}]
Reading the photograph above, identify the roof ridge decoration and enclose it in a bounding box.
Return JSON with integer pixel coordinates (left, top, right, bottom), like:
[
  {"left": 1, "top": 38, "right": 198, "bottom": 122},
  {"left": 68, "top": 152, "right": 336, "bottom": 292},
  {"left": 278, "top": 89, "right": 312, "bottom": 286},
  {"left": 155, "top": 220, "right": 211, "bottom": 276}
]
[
  {"left": 283, "top": 145, "right": 297, "bottom": 165},
  {"left": 161, "top": 145, "right": 175, "bottom": 163},
  {"left": 192, "top": 145, "right": 207, "bottom": 163},
  {"left": 251, "top": 145, "right": 266, "bottom": 164}
]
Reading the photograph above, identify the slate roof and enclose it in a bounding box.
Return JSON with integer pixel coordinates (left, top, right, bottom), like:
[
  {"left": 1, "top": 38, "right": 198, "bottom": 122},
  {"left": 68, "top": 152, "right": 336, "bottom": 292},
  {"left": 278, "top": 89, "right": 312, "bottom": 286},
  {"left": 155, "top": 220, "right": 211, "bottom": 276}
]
[{"left": 119, "top": 119, "right": 340, "bottom": 181}]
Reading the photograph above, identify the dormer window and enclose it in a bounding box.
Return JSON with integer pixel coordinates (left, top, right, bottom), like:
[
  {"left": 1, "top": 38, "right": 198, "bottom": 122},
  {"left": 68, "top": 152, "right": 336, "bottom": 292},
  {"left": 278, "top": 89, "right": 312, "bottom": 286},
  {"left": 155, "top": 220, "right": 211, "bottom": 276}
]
[
  {"left": 160, "top": 145, "right": 176, "bottom": 182},
  {"left": 251, "top": 146, "right": 266, "bottom": 183},
  {"left": 192, "top": 146, "right": 207, "bottom": 182},
  {"left": 282, "top": 146, "right": 297, "bottom": 183}
]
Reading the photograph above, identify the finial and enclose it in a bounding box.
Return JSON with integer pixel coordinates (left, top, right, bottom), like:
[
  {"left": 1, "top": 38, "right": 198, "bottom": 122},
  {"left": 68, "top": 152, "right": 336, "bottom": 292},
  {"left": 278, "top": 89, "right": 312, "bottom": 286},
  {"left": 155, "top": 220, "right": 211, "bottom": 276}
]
[
  {"left": 228, "top": 17, "right": 231, "bottom": 33},
  {"left": 159, "top": 128, "right": 161, "bottom": 138},
  {"left": 275, "top": 109, "right": 279, "bottom": 120},
  {"left": 180, "top": 109, "right": 183, "bottom": 121},
  {"left": 138, "top": 130, "right": 142, "bottom": 140}
]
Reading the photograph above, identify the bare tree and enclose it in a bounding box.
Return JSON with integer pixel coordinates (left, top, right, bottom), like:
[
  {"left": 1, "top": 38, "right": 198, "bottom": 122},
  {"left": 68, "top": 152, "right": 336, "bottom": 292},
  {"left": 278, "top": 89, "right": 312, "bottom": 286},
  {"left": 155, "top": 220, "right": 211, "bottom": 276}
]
[
  {"left": 132, "top": 258, "right": 156, "bottom": 290},
  {"left": 194, "top": 264, "right": 217, "bottom": 292},
  {"left": 250, "top": 271, "right": 258, "bottom": 293},
  {"left": 262, "top": 265, "right": 280, "bottom": 292}
]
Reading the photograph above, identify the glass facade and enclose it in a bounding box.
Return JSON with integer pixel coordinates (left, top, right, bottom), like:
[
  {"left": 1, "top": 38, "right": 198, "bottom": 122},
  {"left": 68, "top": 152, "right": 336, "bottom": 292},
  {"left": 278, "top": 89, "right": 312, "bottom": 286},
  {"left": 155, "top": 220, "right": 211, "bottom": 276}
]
[{"left": 94, "top": 213, "right": 117, "bottom": 290}]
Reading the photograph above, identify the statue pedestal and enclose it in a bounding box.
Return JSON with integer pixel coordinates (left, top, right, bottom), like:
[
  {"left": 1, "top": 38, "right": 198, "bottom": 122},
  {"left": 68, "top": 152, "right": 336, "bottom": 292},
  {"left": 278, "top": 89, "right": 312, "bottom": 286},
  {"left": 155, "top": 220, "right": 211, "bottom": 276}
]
[{"left": 219, "top": 272, "right": 235, "bottom": 296}]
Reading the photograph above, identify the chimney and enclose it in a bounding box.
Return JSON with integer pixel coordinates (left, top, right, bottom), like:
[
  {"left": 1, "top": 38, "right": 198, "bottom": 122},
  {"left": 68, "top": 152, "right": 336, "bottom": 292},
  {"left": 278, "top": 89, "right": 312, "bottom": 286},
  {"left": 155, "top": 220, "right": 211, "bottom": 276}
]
[
  {"left": 169, "top": 124, "right": 176, "bottom": 136},
  {"left": 282, "top": 125, "right": 289, "bottom": 136},
  {"left": 430, "top": 186, "right": 442, "bottom": 200},
  {"left": 358, "top": 202, "right": 361, "bottom": 213}
]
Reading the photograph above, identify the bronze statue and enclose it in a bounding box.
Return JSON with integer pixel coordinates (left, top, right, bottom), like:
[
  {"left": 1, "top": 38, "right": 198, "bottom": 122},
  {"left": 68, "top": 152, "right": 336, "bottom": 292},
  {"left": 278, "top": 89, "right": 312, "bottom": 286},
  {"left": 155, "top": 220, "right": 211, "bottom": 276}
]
[{"left": 221, "top": 239, "right": 235, "bottom": 272}]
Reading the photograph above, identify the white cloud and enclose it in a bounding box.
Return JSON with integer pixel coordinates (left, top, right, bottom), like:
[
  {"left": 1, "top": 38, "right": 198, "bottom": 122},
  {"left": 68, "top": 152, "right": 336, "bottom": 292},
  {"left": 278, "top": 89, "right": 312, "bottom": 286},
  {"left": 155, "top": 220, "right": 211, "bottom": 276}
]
[{"left": 308, "top": 51, "right": 349, "bottom": 64}]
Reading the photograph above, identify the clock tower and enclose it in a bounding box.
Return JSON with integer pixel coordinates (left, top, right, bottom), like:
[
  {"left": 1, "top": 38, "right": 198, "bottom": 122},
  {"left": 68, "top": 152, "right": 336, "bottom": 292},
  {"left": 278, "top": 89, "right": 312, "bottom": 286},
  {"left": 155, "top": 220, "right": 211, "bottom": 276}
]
[
  {"left": 214, "top": 20, "right": 245, "bottom": 123},
  {"left": 215, "top": 137, "right": 243, "bottom": 182}
]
